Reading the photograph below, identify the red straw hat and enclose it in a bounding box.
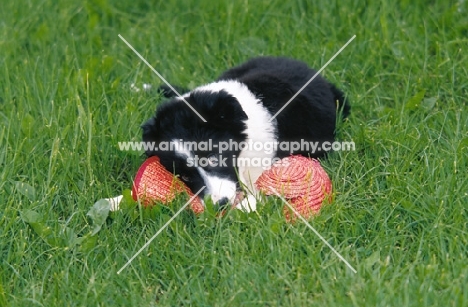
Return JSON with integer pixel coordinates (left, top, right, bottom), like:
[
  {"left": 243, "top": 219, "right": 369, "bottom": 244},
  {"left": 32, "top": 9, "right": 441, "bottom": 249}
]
[
  {"left": 255, "top": 155, "right": 332, "bottom": 221},
  {"left": 132, "top": 156, "right": 204, "bottom": 213}
]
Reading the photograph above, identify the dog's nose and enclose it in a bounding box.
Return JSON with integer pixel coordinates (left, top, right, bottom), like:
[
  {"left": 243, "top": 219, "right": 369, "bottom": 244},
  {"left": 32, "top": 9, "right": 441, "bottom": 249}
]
[{"left": 216, "top": 197, "right": 230, "bottom": 208}]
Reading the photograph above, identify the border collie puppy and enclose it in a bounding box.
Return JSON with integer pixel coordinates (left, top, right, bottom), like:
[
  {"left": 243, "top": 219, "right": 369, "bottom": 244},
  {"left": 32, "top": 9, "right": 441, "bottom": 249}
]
[{"left": 142, "top": 56, "right": 349, "bottom": 210}]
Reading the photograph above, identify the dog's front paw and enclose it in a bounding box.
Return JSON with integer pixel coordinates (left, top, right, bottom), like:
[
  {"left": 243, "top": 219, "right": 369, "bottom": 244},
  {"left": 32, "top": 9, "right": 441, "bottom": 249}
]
[{"left": 235, "top": 195, "right": 257, "bottom": 212}]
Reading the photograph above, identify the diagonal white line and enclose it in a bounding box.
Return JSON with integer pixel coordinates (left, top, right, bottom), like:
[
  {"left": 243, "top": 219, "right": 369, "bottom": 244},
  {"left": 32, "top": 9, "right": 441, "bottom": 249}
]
[
  {"left": 117, "top": 186, "right": 206, "bottom": 274},
  {"left": 269, "top": 35, "right": 356, "bottom": 122},
  {"left": 270, "top": 187, "right": 357, "bottom": 273},
  {"left": 118, "top": 34, "right": 207, "bottom": 123}
]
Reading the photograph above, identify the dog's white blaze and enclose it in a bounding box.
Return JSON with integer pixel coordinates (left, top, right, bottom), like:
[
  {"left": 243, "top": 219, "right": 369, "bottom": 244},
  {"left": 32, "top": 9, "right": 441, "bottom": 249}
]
[
  {"left": 194, "top": 80, "right": 277, "bottom": 193},
  {"left": 197, "top": 167, "right": 237, "bottom": 203},
  {"left": 172, "top": 139, "right": 237, "bottom": 203}
]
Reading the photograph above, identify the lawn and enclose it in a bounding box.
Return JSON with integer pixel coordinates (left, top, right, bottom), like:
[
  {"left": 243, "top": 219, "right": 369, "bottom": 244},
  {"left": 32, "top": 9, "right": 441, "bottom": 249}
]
[{"left": 1, "top": 0, "right": 467, "bottom": 306}]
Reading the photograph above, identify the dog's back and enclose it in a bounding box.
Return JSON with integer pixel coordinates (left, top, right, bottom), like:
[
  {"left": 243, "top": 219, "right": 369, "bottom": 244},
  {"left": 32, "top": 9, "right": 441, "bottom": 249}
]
[{"left": 217, "top": 56, "right": 349, "bottom": 158}]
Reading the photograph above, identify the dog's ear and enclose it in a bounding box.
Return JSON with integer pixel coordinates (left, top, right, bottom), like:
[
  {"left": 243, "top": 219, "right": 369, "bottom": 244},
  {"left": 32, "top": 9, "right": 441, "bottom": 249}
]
[
  {"left": 157, "top": 85, "right": 189, "bottom": 98},
  {"left": 209, "top": 93, "right": 248, "bottom": 125},
  {"left": 189, "top": 90, "right": 248, "bottom": 125},
  {"left": 215, "top": 96, "right": 245, "bottom": 120},
  {"left": 141, "top": 117, "right": 156, "bottom": 140},
  {"left": 141, "top": 117, "right": 160, "bottom": 156}
]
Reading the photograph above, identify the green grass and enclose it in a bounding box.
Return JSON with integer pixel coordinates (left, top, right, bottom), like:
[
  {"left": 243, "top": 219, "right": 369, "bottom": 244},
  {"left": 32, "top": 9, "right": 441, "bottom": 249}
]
[{"left": 1, "top": 0, "right": 468, "bottom": 306}]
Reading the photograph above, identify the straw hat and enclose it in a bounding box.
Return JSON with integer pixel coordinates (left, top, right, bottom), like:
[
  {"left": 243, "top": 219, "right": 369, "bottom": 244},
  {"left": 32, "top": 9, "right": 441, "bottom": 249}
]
[
  {"left": 132, "top": 156, "right": 204, "bottom": 213},
  {"left": 255, "top": 155, "right": 332, "bottom": 221}
]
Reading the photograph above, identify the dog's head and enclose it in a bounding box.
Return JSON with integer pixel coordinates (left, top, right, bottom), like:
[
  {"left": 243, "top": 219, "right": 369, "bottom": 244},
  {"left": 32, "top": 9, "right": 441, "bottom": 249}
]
[{"left": 142, "top": 86, "right": 248, "bottom": 205}]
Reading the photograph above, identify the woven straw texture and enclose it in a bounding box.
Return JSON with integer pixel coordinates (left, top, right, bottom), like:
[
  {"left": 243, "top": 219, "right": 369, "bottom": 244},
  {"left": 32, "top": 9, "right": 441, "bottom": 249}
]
[
  {"left": 132, "top": 156, "right": 204, "bottom": 213},
  {"left": 255, "top": 155, "right": 332, "bottom": 221}
]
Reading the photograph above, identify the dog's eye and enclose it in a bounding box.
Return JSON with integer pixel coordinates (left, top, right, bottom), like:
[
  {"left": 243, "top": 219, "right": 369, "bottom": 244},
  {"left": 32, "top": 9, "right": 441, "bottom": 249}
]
[
  {"left": 207, "top": 154, "right": 218, "bottom": 167},
  {"left": 180, "top": 174, "right": 191, "bottom": 182}
]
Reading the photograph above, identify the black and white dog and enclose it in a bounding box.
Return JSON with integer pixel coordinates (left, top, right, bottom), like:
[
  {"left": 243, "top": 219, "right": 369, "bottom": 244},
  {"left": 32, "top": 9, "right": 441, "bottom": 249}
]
[{"left": 142, "top": 57, "right": 349, "bottom": 210}]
